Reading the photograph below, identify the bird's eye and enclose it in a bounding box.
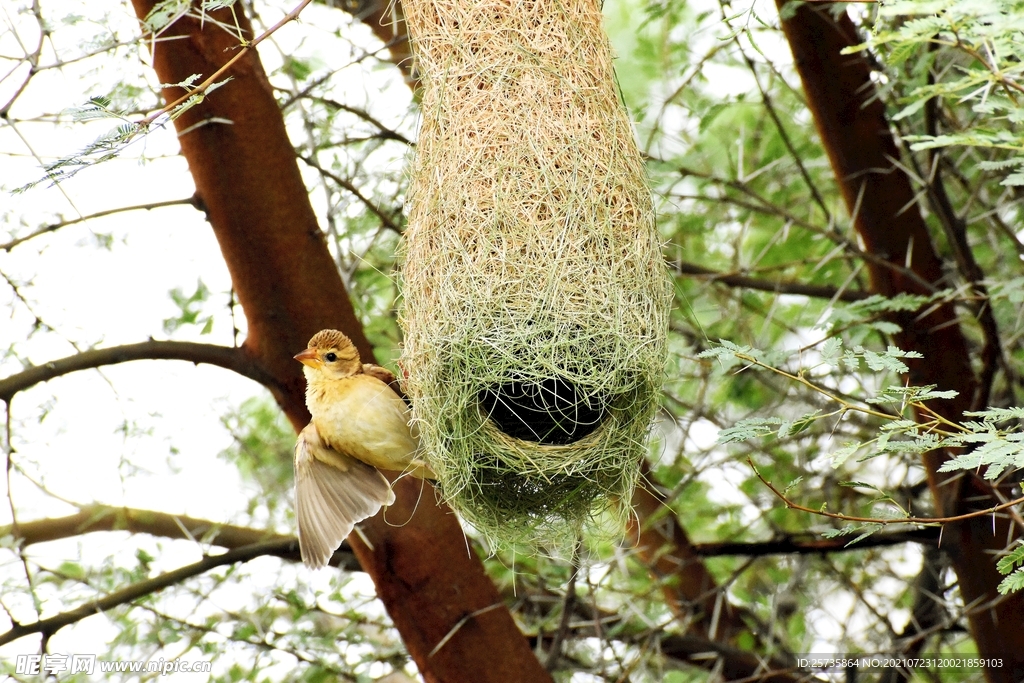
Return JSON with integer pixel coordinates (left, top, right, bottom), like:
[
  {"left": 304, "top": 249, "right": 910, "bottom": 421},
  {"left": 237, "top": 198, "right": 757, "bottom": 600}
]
[{"left": 325, "top": 352, "right": 338, "bottom": 363}]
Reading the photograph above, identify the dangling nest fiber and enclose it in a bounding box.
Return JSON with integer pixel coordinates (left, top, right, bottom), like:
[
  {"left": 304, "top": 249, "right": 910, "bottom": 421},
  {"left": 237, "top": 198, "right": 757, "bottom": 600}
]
[{"left": 399, "top": 0, "right": 671, "bottom": 545}]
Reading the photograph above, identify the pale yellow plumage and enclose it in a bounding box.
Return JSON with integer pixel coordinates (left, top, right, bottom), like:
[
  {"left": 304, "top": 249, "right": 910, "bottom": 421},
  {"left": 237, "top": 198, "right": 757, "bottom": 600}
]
[{"left": 293, "top": 329, "right": 431, "bottom": 569}]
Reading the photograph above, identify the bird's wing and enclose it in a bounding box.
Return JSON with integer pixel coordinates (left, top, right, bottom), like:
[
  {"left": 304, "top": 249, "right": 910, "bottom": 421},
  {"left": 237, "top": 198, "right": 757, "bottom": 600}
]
[
  {"left": 362, "top": 363, "right": 401, "bottom": 393},
  {"left": 294, "top": 423, "right": 395, "bottom": 569}
]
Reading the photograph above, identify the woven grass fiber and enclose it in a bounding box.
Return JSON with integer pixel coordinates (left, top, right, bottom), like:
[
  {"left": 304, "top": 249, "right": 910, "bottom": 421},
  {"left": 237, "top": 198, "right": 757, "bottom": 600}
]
[{"left": 399, "top": 0, "right": 671, "bottom": 546}]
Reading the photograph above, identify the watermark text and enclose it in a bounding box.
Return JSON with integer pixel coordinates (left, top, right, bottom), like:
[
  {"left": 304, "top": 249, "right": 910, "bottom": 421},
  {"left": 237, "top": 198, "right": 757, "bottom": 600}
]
[{"left": 15, "top": 653, "right": 213, "bottom": 676}]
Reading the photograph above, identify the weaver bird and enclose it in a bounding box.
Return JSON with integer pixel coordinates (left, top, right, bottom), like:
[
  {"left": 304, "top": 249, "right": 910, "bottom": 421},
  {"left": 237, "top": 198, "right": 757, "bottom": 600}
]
[{"left": 293, "top": 329, "right": 431, "bottom": 568}]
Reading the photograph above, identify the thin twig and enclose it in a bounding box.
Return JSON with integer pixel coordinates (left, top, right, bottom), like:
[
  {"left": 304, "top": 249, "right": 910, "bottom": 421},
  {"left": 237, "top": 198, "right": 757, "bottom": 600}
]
[
  {"left": 428, "top": 603, "right": 504, "bottom": 658},
  {"left": 920, "top": 64, "right": 1004, "bottom": 411},
  {"left": 544, "top": 544, "right": 580, "bottom": 671},
  {"left": 670, "top": 165, "right": 939, "bottom": 294},
  {"left": 133, "top": 0, "right": 315, "bottom": 132},
  {"left": 721, "top": 1, "right": 832, "bottom": 223},
  {"left": 1, "top": 198, "right": 198, "bottom": 252},
  {"left": 298, "top": 154, "right": 403, "bottom": 234},
  {"left": 314, "top": 97, "right": 413, "bottom": 146},
  {"left": 749, "top": 458, "right": 1024, "bottom": 526},
  {"left": 732, "top": 352, "right": 902, "bottom": 423},
  {"left": 0, "top": 0, "right": 44, "bottom": 117}
]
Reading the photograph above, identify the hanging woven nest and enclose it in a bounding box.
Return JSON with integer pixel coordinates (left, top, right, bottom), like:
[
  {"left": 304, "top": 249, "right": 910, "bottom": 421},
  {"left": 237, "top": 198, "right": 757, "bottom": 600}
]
[{"left": 399, "top": 0, "right": 671, "bottom": 545}]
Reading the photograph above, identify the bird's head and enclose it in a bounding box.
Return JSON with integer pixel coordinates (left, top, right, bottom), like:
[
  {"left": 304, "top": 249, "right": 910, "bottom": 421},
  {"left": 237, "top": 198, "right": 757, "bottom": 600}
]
[{"left": 294, "top": 329, "right": 362, "bottom": 380}]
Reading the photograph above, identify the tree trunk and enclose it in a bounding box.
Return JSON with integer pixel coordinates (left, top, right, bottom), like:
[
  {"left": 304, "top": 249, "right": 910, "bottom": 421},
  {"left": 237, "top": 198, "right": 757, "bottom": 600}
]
[
  {"left": 775, "top": 4, "right": 1024, "bottom": 681},
  {"left": 127, "top": 2, "right": 551, "bottom": 681}
]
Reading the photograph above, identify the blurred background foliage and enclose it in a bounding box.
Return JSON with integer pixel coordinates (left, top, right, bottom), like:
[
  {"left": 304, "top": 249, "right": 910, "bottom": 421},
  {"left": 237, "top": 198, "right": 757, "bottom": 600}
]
[{"left": 2, "top": 0, "right": 1023, "bottom": 680}]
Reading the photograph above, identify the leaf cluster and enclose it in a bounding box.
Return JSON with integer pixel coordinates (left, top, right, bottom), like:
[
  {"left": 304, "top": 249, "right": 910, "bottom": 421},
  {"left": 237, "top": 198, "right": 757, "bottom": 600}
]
[{"left": 853, "top": 0, "right": 1024, "bottom": 184}]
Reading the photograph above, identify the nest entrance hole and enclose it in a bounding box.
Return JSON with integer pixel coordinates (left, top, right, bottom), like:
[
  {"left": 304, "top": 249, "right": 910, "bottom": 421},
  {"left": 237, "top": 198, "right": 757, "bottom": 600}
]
[{"left": 478, "top": 377, "right": 607, "bottom": 445}]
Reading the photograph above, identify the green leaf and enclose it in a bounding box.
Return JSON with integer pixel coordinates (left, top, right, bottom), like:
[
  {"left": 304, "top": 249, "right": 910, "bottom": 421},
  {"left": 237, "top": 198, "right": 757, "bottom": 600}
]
[
  {"left": 839, "top": 481, "right": 886, "bottom": 494},
  {"left": 845, "top": 523, "right": 885, "bottom": 547},
  {"left": 998, "top": 569, "right": 1024, "bottom": 594},
  {"left": 718, "top": 418, "right": 782, "bottom": 444},
  {"left": 977, "top": 158, "right": 1024, "bottom": 171},
  {"left": 821, "top": 337, "right": 842, "bottom": 366},
  {"left": 866, "top": 385, "right": 956, "bottom": 405},
  {"left": 1002, "top": 171, "right": 1024, "bottom": 186},
  {"left": 939, "top": 433, "right": 1024, "bottom": 479},
  {"left": 858, "top": 346, "right": 920, "bottom": 374},
  {"left": 57, "top": 561, "right": 87, "bottom": 581},
  {"left": 830, "top": 443, "right": 860, "bottom": 468},
  {"left": 997, "top": 541, "right": 1024, "bottom": 576},
  {"left": 964, "top": 406, "right": 1024, "bottom": 422},
  {"left": 892, "top": 94, "right": 930, "bottom": 121},
  {"left": 997, "top": 542, "right": 1024, "bottom": 594},
  {"left": 164, "top": 280, "right": 213, "bottom": 334},
  {"left": 144, "top": 0, "right": 189, "bottom": 32},
  {"left": 162, "top": 74, "right": 203, "bottom": 91},
  {"left": 778, "top": 411, "right": 821, "bottom": 438}
]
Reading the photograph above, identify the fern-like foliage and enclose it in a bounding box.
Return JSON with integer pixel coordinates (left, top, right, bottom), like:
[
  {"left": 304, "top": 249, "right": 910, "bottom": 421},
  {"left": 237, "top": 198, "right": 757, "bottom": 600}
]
[
  {"left": 997, "top": 541, "right": 1024, "bottom": 594},
  {"left": 849, "top": 0, "right": 1024, "bottom": 185}
]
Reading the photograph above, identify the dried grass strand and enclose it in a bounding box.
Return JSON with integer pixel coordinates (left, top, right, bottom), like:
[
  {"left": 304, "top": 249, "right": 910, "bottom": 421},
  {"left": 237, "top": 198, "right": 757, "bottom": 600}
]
[{"left": 399, "top": 0, "right": 671, "bottom": 547}]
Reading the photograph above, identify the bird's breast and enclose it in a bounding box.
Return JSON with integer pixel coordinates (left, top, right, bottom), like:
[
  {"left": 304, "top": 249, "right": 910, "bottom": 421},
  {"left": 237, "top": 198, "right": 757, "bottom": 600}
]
[{"left": 310, "top": 375, "right": 420, "bottom": 472}]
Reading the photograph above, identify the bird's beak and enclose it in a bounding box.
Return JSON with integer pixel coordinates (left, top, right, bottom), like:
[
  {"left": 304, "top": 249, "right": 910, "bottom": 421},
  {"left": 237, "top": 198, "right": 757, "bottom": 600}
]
[{"left": 294, "top": 348, "right": 320, "bottom": 368}]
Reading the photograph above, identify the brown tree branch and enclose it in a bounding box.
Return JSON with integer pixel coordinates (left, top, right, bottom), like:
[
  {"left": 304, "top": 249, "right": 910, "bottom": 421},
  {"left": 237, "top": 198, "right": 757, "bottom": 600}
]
[
  {"left": 2, "top": 505, "right": 358, "bottom": 570},
  {"left": 574, "top": 598, "right": 810, "bottom": 683},
  {"left": 323, "top": 2, "right": 803, "bottom": 675},
  {"left": 518, "top": 588, "right": 816, "bottom": 682},
  {"left": 921, "top": 78, "right": 1004, "bottom": 411},
  {"left": 27, "top": 505, "right": 923, "bottom": 592},
  {"left": 1, "top": 501, "right": 908, "bottom": 683},
  {"left": 0, "top": 540, "right": 297, "bottom": 647},
  {"left": 673, "top": 261, "right": 870, "bottom": 302},
  {"left": 542, "top": 548, "right": 579, "bottom": 671},
  {"left": 134, "top": 0, "right": 316, "bottom": 131},
  {"left": 627, "top": 466, "right": 747, "bottom": 641},
  {"left": 657, "top": 636, "right": 807, "bottom": 683},
  {"left": 878, "top": 545, "right": 948, "bottom": 683},
  {"left": 693, "top": 527, "right": 939, "bottom": 557},
  {"left": 0, "top": 341, "right": 278, "bottom": 403},
  {"left": 0, "top": 197, "right": 199, "bottom": 252},
  {"left": 297, "top": 154, "right": 404, "bottom": 234},
  {"left": 671, "top": 166, "right": 939, "bottom": 294}
]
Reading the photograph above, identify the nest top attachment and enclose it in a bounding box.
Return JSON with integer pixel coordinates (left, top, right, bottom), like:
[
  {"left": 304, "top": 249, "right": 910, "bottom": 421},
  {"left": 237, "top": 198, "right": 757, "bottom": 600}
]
[{"left": 399, "top": 0, "right": 671, "bottom": 546}]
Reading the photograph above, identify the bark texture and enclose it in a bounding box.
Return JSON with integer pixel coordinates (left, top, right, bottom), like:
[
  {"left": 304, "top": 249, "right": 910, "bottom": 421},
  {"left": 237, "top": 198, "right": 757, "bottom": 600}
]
[
  {"left": 127, "top": 3, "right": 551, "bottom": 681},
  {"left": 775, "top": 4, "right": 1024, "bottom": 681}
]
